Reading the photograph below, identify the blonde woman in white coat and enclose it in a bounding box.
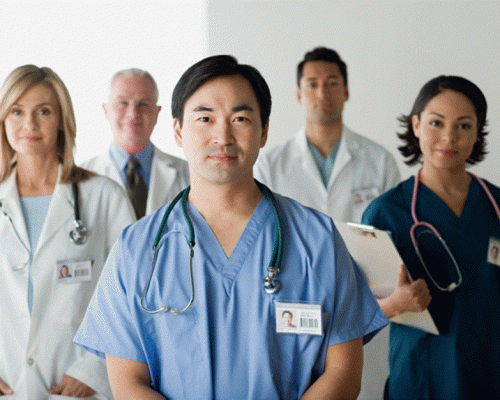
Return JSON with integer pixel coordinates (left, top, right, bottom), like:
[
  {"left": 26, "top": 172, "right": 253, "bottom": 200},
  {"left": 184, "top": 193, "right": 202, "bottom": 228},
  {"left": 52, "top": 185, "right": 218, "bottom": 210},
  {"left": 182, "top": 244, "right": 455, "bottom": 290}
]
[{"left": 0, "top": 65, "right": 135, "bottom": 399}]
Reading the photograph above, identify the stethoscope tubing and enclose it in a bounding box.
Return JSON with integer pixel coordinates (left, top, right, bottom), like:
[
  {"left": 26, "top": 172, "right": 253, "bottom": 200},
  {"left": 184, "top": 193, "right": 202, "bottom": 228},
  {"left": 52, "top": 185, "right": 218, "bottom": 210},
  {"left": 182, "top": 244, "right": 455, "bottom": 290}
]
[
  {"left": 410, "top": 169, "right": 500, "bottom": 291},
  {"left": 140, "top": 182, "right": 283, "bottom": 315}
]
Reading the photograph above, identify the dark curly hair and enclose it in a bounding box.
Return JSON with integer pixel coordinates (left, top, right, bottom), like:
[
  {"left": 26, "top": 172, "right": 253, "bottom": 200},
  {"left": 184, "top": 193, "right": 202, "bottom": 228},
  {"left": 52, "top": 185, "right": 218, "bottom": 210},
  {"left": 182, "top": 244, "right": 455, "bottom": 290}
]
[{"left": 398, "top": 75, "right": 488, "bottom": 165}]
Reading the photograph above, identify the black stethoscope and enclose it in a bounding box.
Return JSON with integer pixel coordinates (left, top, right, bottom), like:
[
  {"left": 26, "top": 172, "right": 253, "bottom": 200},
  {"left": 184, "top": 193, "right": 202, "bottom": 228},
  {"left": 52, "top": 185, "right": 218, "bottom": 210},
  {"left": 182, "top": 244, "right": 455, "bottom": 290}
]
[
  {"left": 69, "top": 183, "right": 89, "bottom": 245},
  {"left": 410, "top": 169, "right": 500, "bottom": 292},
  {"left": 140, "top": 181, "right": 284, "bottom": 315}
]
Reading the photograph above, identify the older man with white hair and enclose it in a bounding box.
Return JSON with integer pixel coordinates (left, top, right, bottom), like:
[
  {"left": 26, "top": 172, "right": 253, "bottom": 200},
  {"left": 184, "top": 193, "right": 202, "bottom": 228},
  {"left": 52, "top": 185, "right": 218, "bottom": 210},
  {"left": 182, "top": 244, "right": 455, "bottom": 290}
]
[{"left": 83, "top": 68, "right": 189, "bottom": 218}]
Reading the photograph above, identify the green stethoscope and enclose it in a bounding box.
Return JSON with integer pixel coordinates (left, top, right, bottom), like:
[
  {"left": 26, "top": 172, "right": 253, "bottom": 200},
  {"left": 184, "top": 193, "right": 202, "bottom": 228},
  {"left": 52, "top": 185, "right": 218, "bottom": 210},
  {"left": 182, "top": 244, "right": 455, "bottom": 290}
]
[{"left": 140, "top": 181, "right": 284, "bottom": 315}]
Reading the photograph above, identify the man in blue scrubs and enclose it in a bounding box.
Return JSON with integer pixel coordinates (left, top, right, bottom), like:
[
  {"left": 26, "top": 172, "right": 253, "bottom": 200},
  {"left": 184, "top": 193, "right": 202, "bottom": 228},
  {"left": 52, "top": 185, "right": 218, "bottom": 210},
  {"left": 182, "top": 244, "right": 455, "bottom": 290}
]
[{"left": 75, "top": 55, "right": 388, "bottom": 399}]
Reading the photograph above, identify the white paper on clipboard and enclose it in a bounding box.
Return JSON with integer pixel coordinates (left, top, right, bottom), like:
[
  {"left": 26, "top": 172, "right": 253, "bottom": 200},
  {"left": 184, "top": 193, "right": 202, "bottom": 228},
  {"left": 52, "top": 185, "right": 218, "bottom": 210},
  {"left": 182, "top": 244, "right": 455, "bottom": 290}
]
[{"left": 334, "top": 221, "right": 439, "bottom": 335}]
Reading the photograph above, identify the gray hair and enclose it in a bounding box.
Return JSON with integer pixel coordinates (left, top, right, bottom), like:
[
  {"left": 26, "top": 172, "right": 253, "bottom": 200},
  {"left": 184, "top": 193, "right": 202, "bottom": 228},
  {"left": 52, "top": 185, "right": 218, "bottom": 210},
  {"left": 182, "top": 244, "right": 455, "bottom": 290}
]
[{"left": 110, "top": 68, "right": 159, "bottom": 102}]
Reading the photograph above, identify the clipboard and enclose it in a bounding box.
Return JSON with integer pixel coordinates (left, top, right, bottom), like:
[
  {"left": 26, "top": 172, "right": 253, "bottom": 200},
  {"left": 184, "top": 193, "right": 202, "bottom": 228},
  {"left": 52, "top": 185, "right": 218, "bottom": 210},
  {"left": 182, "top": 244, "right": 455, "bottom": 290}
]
[{"left": 335, "top": 221, "right": 439, "bottom": 335}]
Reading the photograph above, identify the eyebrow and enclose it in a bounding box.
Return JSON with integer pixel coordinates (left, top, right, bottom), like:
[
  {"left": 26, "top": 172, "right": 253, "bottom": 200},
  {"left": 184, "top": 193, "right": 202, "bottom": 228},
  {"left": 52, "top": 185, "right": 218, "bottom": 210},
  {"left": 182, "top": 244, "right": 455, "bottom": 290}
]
[
  {"left": 12, "top": 102, "right": 54, "bottom": 108},
  {"left": 429, "top": 112, "right": 474, "bottom": 120},
  {"left": 192, "top": 104, "right": 255, "bottom": 113},
  {"left": 305, "top": 75, "right": 341, "bottom": 81}
]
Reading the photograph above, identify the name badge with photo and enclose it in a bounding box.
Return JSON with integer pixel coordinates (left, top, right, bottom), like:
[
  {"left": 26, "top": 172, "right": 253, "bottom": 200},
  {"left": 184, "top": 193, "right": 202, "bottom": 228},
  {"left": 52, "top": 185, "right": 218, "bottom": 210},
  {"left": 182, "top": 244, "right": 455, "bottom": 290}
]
[
  {"left": 56, "top": 259, "right": 92, "bottom": 283},
  {"left": 352, "top": 187, "right": 379, "bottom": 207},
  {"left": 275, "top": 301, "right": 322, "bottom": 336},
  {"left": 487, "top": 237, "right": 500, "bottom": 267}
]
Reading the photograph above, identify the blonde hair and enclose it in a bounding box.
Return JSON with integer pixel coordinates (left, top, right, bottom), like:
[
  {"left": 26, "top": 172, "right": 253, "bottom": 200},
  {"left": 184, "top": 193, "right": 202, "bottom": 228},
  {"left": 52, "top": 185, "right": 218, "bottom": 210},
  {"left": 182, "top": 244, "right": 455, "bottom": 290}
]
[{"left": 0, "top": 65, "right": 94, "bottom": 183}]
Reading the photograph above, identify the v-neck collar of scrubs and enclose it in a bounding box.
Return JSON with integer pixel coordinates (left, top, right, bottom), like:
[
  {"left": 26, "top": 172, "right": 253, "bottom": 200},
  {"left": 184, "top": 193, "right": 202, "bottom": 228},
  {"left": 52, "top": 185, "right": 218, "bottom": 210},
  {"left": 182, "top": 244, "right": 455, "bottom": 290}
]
[
  {"left": 186, "top": 194, "right": 272, "bottom": 281},
  {"left": 416, "top": 177, "right": 479, "bottom": 226}
]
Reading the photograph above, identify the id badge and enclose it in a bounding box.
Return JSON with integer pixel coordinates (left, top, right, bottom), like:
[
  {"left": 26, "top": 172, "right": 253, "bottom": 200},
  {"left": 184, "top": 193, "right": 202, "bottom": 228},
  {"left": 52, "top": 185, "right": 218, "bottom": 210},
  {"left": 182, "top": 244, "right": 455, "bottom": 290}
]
[
  {"left": 275, "top": 301, "right": 322, "bottom": 335},
  {"left": 56, "top": 259, "right": 92, "bottom": 283},
  {"left": 487, "top": 237, "right": 500, "bottom": 267}
]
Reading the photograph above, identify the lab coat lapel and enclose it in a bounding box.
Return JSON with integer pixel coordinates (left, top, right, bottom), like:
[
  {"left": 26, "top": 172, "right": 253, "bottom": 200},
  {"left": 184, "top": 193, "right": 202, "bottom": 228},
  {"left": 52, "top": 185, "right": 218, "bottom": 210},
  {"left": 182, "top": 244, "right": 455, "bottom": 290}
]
[
  {"left": 35, "top": 166, "right": 74, "bottom": 253},
  {"left": 0, "top": 169, "right": 31, "bottom": 262},
  {"left": 100, "top": 151, "right": 124, "bottom": 189},
  {"left": 328, "top": 126, "right": 352, "bottom": 190},
  {"left": 147, "top": 146, "right": 180, "bottom": 214},
  {"left": 296, "top": 130, "right": 325, "bottom": 190}
]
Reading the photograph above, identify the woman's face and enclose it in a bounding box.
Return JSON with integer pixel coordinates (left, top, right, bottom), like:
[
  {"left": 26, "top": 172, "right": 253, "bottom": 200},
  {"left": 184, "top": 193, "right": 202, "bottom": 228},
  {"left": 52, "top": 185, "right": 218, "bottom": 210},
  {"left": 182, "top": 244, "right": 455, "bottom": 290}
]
[
  {"left": 4, "top": 83, "right": 61, "bottom": 160},
  {"left": 412, "top": 90, "right": 478, "bottom": 175}
]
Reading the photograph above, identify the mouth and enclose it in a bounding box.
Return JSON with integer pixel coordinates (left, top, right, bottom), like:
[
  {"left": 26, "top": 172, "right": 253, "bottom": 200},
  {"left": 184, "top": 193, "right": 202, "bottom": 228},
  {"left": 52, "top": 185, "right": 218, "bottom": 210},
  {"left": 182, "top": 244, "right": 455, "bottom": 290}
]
[
  {"left": 437, "top": 149, "right": 458, "bottom": 157},
  {"left": 208, "top": 152, "right": 237, "bottom": 162}
]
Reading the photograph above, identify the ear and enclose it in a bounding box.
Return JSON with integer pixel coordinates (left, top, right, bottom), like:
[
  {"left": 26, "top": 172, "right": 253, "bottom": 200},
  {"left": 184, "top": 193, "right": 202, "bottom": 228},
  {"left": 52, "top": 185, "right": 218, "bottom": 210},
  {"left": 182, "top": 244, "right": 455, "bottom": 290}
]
[
  {"left": 102, "top": 103, "right": 109, "bottom": 117},
  {"left": 345, "top": 86, "right": 350, "bottom": 101},
  {"left": 260, "top": 122, "right": 269, "bottom": 148},
  {"left": 296, "top": 87, "right": 302, "bottom": 105},
  {"left": 173, "top": 119, "right": 183, "bottom": 147},
  {"left": 411, "top": 115, "right": 421, "bottom": 138}
]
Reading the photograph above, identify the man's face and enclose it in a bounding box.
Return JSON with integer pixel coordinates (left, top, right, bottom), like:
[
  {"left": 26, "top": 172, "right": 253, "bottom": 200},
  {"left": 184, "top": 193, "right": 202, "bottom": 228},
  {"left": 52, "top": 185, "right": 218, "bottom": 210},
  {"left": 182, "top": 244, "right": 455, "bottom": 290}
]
[
  {"left": 297, "top": 61, "right": 349, "bottom": 125},
  {"left": 103, "top": 74, "right": 161, "bottom": 155},
  {"left": 283, "top": 312, "right": 293, "bottom": 327},
  {"left": 174, "top": 75, "right": 268, "bottom": 187}
]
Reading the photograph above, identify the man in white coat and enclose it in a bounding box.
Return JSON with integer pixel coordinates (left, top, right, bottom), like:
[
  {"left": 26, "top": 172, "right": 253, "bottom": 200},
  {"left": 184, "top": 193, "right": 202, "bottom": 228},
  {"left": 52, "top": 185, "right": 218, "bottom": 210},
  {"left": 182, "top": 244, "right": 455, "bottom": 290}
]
[
  {"left": 254, "top": 47, "right": 401, "bottom": 399},
  {"left": 255, "top": 47, "right": 400, "bottom": 223},
  {"left": 83, "top": 69, "right": 189, "bottom": 218}
]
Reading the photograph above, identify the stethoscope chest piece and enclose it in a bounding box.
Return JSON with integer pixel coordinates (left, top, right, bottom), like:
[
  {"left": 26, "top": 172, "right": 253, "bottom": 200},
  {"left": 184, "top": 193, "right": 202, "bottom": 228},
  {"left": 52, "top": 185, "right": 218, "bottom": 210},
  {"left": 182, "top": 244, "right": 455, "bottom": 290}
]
[
  {"left": 70, "top": 219, "right": 89, "bottom": 245},
  {"left": 69, "top": 182, "right": 89, "bottom": 245}
]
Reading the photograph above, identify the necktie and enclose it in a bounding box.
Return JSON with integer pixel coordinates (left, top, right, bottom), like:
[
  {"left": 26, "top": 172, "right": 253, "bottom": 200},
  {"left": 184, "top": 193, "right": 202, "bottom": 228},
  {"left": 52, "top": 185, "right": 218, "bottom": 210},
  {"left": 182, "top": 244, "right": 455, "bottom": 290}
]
[{"left": 126, "top": 157, "right": 148, "bottom": 219}]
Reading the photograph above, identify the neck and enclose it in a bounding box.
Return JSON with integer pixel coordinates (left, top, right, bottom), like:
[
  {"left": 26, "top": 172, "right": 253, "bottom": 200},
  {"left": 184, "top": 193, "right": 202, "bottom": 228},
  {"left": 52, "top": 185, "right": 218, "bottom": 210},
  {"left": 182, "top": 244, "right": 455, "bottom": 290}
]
[
  {"left": 188, "top": 177, "right": 262, "bottom": 220},
  {"left": 419, "top": 165, "right": 471, "bottom": 193},
  {"left": 15, "top": 154, "right": 60, "bottom": 197},
  {"left": 304, "top": 119, "right": 343, "bottom": 157},
  {"left": 418, "top": 165, "right": 472, "bottom": 218}
]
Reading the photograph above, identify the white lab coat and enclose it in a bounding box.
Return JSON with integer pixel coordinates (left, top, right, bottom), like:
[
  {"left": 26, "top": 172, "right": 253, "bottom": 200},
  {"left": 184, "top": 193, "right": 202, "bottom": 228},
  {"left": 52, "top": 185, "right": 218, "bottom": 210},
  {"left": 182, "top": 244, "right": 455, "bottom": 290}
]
[
  {"left": 254, "top": 126, "right": 401, "bottom": 223},
  {"left": 82, "top": 144, "right": 190, "bottom": 216},
  {"left": 0, "top": 166, "right": 135, "bottom": 400}
]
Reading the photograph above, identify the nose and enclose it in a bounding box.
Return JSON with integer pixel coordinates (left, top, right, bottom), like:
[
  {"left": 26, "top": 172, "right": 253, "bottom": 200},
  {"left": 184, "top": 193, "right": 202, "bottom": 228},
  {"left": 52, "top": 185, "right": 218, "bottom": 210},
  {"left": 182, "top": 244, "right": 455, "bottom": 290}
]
[
  {"left": 125, "top": 102, "right": 140, "bottom": 118},
  {"left": 443, "top": 125, "right": 458, "bottom": 142},
  {"left": 213, "top": 120, "right": 235, "bottom": 145},
  {"left": 316, "top": 84, "right": 327, "bottom": 99},
  {"left": 23, "top": 113, "right": 37, "bottom": 130}
]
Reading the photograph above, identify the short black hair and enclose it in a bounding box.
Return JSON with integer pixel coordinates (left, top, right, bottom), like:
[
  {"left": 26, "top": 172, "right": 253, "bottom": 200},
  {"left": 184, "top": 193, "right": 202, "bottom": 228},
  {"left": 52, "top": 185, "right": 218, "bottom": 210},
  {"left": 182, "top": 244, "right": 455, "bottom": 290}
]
[
  {"left": 398, "top": 75, "right": 488, "bottom": 165},
  {"left": 297, "top": 47, "right": 348, "bottom": 87},
  {"left": 171, "top": 55, "right": 271, "bottom": 128},
  {"left": 282, "top": 310, "right": 293, "bottom": 318}
]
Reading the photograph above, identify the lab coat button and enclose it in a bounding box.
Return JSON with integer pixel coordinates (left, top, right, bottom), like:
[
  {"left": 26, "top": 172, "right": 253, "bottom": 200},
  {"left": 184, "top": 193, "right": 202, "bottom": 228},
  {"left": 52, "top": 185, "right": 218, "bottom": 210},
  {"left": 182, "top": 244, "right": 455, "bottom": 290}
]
[{"left": 27, "top": 358, "right": 34, "bottom": 366}]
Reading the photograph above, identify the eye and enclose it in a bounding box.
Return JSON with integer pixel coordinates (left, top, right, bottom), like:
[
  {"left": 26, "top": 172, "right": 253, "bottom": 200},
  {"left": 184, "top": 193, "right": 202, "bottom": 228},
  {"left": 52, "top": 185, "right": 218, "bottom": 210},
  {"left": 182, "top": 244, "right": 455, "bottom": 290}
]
[
  {"left": 429, "top": 120, "right": 442, "bottom": 127},
  {"left": 307, "top": 82, "right": 317, "bottom": 89},
  {"left": 199, "top": 116, "right": 211, "bottom": 122},
  {"left": 137, "top": 101, "right": 152, "bottom": 109},
  {"left": 10, "top": 108, "right": 22, "bottom": 115},
  {"left": 327, "top": 81, "right": 339, "bottom": 87},
  {"left": 39, "top": 108, "right": 51, "bottom": 115},
  {"left": 458, "top": 123, "right": 472, "bottom": 130},
  {"left": 234, "top": 116, "right": 248, "bottom": 122}
]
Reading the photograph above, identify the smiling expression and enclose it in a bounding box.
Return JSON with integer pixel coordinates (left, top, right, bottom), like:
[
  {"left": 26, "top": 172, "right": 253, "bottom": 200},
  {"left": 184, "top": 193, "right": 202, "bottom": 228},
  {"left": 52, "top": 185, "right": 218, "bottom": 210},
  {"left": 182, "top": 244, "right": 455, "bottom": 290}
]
[
  {"left": 412, "top": 90, "right": 478, "bottom": 174},
  {"left": 174, "top": 75, "right": 268, "bottom": 187},
  {"left": 104, "top": 74, "right": 161, "bottom": 155},
  {"left": 5, "top": 83, "right": 62, "bottom": 159}
]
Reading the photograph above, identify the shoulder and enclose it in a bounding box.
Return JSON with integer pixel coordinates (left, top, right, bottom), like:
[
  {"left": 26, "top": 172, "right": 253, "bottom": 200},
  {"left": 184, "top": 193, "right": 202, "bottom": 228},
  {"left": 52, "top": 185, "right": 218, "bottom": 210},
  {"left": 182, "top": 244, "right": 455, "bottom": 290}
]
[
  {"left": 273, "top": 191, "right": 334, "bottom": 233},
  {"left": 344, "top": 127, "right": 396, "bottom": 159},
  {"left": 258, "top": 131, "right": 303, "bottom": 166},
  {"left": 362, "top": 177, "right": 413, "bottom": 226},
  {"left": 78, "top": 174, "right": 127, "bottom": 201},
  {"left": 80, "top": 151, "right": 112, "bottom": 170},
  {"left": 153, "top": 146, "right": 188, "bottom": 168}
]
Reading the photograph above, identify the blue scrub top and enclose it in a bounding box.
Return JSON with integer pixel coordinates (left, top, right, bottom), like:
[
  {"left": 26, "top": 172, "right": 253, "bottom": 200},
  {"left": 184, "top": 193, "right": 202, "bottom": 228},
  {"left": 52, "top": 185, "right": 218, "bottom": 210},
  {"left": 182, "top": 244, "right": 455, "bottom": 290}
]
[
  {"left": 362, "top": 177, "right": 500, "bottom": 399},
  {"left": 76, "top": 189, "right": 388, "bottom": 399}
]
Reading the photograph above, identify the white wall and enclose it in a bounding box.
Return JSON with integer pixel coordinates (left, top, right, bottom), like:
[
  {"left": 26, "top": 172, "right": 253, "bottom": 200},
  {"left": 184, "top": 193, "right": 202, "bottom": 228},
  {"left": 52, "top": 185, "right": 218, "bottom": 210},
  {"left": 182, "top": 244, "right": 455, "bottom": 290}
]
[
  {"left": 208, "top": 0, "right": 500, "bottom": 184},
  {"left": 0, "top": 0, "right": 208, "bottom": 163},
  {"left": 207, "top": 1, "right": 500, "bottom": 398}
]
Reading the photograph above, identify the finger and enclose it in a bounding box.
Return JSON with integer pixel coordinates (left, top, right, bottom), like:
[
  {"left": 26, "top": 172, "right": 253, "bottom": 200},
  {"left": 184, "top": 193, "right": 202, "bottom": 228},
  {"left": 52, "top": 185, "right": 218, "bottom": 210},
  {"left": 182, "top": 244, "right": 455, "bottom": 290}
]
[
  {"left": 0, "top": 377, "right": 13, "bottom": 395},
  {"left": 397, "top": 264, "right": 410, "bottom": 286},
  {"left": 49, "top": 382, "right": 64, "bottom": 395}
]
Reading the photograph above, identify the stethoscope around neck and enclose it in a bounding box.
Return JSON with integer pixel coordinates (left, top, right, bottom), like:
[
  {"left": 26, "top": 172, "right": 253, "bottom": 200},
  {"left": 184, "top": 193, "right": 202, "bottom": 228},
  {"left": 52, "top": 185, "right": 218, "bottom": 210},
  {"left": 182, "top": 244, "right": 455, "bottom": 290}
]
[
  {"left": 410, "top": 169, "right": 500, "bottom": 292},
  {"left": 140, "top": 181, "right": 284, "bottom": 315},
  {"left": 68, "top": 183, "right": 89, "bottom": 245}
]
